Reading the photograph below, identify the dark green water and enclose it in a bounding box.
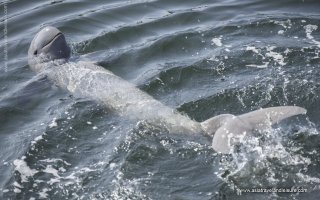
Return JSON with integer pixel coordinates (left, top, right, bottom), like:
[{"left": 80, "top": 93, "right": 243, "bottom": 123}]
[{"left": 1, "top": 0, "right": 320, "bottom": 199}]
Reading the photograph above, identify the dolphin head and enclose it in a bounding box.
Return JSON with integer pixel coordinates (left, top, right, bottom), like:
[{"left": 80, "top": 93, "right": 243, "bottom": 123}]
[{"left": 28, "top": 26, "right": 70, "bottom": 70}]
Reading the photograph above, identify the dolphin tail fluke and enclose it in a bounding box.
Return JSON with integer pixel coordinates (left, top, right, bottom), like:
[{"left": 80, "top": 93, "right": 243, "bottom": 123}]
[
  {"left": 200, "top": 114, "right": 235, "bottom": 137},
  {"left": 201, "top": 106, "right": 307, "bottom": 154},
  {"left": 237, "top": 106, "right": 307, "bottom": 128}
]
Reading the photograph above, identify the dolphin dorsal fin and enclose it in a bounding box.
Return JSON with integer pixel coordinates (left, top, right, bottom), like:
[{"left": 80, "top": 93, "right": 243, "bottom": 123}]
[{"left": 202, "top": 106, "right": 307, "bottom": 154}]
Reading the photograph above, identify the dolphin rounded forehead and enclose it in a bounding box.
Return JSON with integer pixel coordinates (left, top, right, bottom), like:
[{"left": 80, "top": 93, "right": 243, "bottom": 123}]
[{"left": 33, "top": 26, "right": 61, "bottom": 49}]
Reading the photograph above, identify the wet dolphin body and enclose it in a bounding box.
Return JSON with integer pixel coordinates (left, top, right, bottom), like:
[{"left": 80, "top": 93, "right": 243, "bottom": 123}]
[{"left": 28, "top": 26, "right": 307, "bottom": 153}]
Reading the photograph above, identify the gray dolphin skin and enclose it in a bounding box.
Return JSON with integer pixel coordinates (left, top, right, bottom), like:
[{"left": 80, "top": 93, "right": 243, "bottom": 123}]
[{"left": 28, "top": 26, "right": 307, "bottom": 154}]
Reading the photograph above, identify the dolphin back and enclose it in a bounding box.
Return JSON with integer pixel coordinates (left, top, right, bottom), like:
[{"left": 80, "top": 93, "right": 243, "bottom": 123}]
[
  {"left": 201, "top": 106, "right": 307, "bottom": 153},
  {"left": 46, "top": 61, "right": 203, "bottom": 134}
]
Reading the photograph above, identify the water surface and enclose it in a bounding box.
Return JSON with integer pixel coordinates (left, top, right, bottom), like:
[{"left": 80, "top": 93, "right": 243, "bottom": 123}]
[{"left": 1, "top": 0, "right": 320, "bottom": 199}]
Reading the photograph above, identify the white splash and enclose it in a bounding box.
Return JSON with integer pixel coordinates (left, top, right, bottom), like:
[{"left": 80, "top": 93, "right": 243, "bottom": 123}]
[
  {"left": 13, "top": 181, "right": 23, "bottom": 188},
  {"left": 266, "top": 46, "right": 286, "bottom": 66},
  {"left": 245, "top": 45, "right": 287, "bottom": 67},
  {"left": 33, "top": 135, "right": 43, "bottom": 143},
  {"left": 13, "top": 188, "right": 21, "bottom": 193},
  {"left": 43, "top": 165, "right": 60, "bottom": 178},
  {"left": 38, "top": 188, "right": 49, "bottom": 199},
  {"left": 273, "top": 19, "right": 292, "bottom": 29},
  {"left": 246, "top": 46, "right": 260, "bottom": 54},
  {"left": 13, "top": 158, "right": 38, "bottom": 182},
  {"left": 305, "top": 24, "right": 318, "bottom": 40},
  {"left": 297, "top": 172, "right": 320, "bottom": 184},
  {"left": 217, "top": 126, "right": 317, "bottom": 191},
  {"left": 48, "top": 118, "right": 57, "bottom": 128},
  {"left": 211, "top": 36, "right": 223, "bottom": 47},
  {"left": 246, "top": 62, "right": 269, "bottom": 68},
  {"left": 304, "top": 24, "right": 320, "bottom": 48},
  {"left": 109, "top": 163, "right": 117, "bottom": 170},
  {"left": 39, "top": 158, "right": 71, "bottom": 166}
]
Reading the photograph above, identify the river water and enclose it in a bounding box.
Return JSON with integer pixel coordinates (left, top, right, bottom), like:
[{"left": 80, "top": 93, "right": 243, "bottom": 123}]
[{"left": 1, "top": 0, "right": 320, "bottom": 199}]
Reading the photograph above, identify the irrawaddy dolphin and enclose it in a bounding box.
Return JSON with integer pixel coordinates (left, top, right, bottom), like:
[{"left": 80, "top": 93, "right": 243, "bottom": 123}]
[{"left": 27, "top": 26, "right": 307, "bottom": 153}]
